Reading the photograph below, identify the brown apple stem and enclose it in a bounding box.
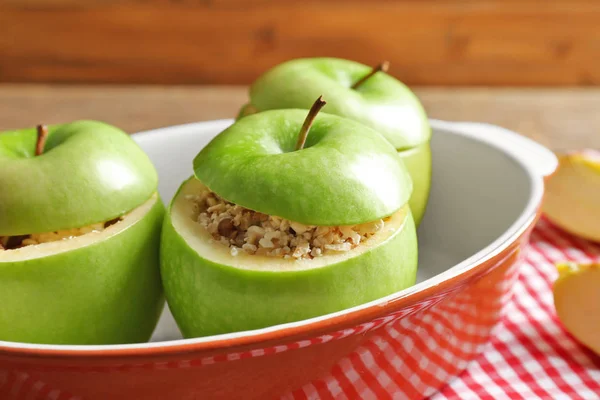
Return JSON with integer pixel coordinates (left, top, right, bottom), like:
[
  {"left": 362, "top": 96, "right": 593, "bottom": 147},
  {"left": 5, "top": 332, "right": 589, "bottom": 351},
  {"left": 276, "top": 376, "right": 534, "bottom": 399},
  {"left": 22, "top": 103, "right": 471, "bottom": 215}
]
[
  {"left": 351, "top": 61, "right": 390, "bottom": 90},
  {"left": 295, "top": 96, "right": 327, "bottom": 151},
  {"left": 35, "top": 124, "right": 48, "bottom": 156}
]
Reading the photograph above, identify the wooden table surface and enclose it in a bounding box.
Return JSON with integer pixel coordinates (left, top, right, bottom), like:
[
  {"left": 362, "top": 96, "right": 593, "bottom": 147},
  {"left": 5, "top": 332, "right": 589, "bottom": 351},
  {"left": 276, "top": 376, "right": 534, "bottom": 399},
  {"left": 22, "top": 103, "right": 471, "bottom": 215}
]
[{"left": 0, "top": 85, "right": 598, "bottom": 150}]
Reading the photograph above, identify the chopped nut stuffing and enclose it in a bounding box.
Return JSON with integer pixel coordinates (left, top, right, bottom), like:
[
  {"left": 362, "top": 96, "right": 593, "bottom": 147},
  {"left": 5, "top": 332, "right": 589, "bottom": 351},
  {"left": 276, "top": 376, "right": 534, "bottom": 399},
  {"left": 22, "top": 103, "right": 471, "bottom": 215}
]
[
  {"left": 186, "top": 189, "right": 390, "bottom": 260},
  {"left": 0, "top": 218, "right": 122, "bottom": 251}
]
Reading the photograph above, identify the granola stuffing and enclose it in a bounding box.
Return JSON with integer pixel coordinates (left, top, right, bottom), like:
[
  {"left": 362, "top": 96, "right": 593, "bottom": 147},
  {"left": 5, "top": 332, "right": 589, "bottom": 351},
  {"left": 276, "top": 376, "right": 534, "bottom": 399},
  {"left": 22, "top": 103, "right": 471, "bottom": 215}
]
[
  {"left": 0, "top": 218, "right": 122, "bottom": 251},
  {"left": 187, "top": 189, "right": 389, "bottom": 260}
]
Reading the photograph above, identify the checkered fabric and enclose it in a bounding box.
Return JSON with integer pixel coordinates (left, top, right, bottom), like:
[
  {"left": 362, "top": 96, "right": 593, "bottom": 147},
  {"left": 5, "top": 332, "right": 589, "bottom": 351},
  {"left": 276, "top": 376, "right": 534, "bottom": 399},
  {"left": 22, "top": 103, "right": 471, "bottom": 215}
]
[
  {"left": 287, "top": 217, "right": 600, "bottom": 400},
  {"left": 2, "top": 218, "right": 599, "bottom": 400}
]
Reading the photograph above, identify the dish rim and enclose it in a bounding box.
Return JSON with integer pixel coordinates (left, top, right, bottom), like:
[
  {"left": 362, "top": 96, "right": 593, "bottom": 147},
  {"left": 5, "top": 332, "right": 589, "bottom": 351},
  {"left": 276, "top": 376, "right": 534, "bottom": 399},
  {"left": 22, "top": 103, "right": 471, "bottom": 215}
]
[{"left": 0, "top": 118, "right": 553, "bottom": 358}]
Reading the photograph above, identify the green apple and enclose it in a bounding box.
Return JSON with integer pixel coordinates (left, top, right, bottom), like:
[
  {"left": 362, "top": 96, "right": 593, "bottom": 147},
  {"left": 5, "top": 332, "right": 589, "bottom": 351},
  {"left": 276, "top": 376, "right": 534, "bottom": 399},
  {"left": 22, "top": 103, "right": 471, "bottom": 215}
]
[
  {"left": 161, "top": 106, "right": 418, "bottom": 337},
  {"left": 0, "top": 121, "right": 165, "bottom": 345},
  {"left": 238, "top": 57, "right": 432, "bottom": 225}
]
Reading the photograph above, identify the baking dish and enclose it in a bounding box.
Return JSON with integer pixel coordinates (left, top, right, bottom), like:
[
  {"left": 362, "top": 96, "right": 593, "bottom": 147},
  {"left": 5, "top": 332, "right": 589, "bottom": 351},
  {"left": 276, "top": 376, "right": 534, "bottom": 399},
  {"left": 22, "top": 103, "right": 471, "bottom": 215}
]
[{"left": 0, "top": 119, "right": 557, "bottom": 400}]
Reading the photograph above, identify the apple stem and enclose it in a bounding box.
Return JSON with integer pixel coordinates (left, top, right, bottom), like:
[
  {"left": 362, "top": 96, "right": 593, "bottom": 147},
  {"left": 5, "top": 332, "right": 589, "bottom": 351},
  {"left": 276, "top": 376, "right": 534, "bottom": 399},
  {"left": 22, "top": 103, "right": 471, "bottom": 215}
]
[
  {"left": 351, "top": 61, "right": 390, "bottom": 90},
  {"left": 295, "top": 96, "right": 327, "bottom": 151},
  {"left": 35, "top": 125, "right": 48, "bottom": 156}
]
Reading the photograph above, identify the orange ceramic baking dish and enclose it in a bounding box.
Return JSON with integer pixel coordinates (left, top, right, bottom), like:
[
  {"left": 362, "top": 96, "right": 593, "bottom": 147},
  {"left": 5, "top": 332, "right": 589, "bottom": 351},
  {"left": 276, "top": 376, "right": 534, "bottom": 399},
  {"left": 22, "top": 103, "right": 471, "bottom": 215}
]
[{"left": 0, "top": 120, "right": 557, "bottom": 400}]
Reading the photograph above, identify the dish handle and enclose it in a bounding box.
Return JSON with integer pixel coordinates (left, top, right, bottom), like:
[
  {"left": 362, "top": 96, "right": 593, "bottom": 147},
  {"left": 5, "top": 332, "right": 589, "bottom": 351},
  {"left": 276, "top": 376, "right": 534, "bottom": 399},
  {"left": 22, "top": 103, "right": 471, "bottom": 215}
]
[{"left": 431, "top": 120, "right": 558, "bottom": 178}]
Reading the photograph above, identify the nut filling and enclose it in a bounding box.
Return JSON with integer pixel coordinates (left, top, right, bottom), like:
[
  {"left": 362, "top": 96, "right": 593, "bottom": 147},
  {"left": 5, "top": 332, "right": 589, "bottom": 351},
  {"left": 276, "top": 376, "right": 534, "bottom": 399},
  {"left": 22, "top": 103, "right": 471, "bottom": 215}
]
[
  {"left": 187, "top": 189, "right": 390, "bottom": 260},
  {"left": 0, "top": 218, "right": 122, "bottom": 251}
]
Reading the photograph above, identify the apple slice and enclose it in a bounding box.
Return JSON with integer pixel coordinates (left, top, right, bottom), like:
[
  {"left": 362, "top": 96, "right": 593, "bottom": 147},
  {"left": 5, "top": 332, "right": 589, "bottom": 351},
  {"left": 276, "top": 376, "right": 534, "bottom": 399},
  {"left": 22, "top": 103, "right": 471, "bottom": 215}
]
[
  {"left": 543, "top": 150, "right": 600, "bottom": 242},
  {"left": 554, "top": 262, "right": 600, "bottom": 355},
  {"left": 161, "top": 178, "right": 417, "bottom": 338},
  {"left": 0, "top": 194, "right": 165, "bottom": 345}
]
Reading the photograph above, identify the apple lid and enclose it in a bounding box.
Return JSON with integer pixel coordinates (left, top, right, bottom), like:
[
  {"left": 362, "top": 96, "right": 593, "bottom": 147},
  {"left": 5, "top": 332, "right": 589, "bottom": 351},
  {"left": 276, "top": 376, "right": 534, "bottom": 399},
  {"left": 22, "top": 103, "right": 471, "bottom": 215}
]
[
  {"left": 193, "top": 109, "right": 413, "bottom": 226},
  {"left": 0, "top": 121, "right": 158, "bottom": 236},
  {"left": 248, "top": 57, "right": 431, "bottom": 151}
]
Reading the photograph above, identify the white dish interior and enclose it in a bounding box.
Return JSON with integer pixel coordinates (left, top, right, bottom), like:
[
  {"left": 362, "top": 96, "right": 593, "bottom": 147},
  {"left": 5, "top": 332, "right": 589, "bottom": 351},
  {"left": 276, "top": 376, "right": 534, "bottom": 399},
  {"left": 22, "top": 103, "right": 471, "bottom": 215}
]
[
  {"left": 0, "top": 119, "right": 556, "bottom": 350},
  {"left": 144, "top": 118, "right": 553, "bottom": 343}
]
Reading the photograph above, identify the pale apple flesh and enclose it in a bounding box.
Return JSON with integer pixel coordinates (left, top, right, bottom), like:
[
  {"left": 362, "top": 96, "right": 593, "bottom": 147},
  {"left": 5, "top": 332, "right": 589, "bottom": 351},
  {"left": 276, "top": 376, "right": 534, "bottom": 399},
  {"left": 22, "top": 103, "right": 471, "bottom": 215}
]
[
  {"left": 160, "top": 178, "right": 418, "bottom": 338},
  {"left": 0, "top": 193, "right": 165, "bottom": 345},
  {"left": 554, "top": 263, "right": 600, "bottom": 355},
  {"left": 543, "top": 152, "right": 600, "bottom": 242}
]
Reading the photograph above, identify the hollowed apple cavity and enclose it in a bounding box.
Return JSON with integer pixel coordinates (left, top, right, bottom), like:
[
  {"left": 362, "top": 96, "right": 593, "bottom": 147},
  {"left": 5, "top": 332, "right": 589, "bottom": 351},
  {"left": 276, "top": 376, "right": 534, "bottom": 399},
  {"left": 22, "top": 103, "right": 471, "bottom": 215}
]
[
  {"left": 0, "top": 218, "right": 122, "bottom": 251},
  {"left": 186, "top": 182, "right": 395, "bottom": 261},
  {"left": 554, "top": 263, "right": 600, "bottom": 355},
  {"left": 0, "top": 196, "right": 155, "bottom": 262},
  {"left": 172, "top": 178, "right": 408, "bottom": 271}
]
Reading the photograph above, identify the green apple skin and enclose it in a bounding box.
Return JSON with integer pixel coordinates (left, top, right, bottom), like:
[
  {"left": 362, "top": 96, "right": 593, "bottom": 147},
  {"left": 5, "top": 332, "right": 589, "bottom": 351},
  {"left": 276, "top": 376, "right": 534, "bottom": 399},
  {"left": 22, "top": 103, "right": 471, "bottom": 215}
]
[
  {"left": 399, "top": 143, "right": 431, "bottom": 226},
  {"left": 0, "top": 195, "right": 165, "bottom": 345},
  {"left": 194, "top": 109, "right": 413, "bottom": 226},
  {"left": 160, "top": 180, "right": 418, "bottom": 338},
  {"left": 240, "top": 57, "right": 431, "bottom": 225},
  {"left": 0, "top": 121, "right": 158, "bottom": 236},
  {"left": 247, "top": 58, "right": 430, "bottom": 150}
]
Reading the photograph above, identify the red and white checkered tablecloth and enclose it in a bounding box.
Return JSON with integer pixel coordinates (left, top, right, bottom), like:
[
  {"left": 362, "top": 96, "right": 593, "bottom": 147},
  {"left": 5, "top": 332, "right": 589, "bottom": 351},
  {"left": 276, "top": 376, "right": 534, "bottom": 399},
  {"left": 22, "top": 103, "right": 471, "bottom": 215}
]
[{"left": 288, "top": 217, "right": 600, "bottom": 400}]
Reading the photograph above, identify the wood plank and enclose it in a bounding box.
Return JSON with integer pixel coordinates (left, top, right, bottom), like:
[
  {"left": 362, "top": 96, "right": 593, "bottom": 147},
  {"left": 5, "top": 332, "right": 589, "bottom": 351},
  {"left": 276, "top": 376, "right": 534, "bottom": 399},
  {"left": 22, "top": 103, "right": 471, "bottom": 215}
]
[
  {"left": 1, "top": 1, "right": 599, "bottom": 85},
  {"left": 0, "top": 84, "right": 598, "bottom": 150}
]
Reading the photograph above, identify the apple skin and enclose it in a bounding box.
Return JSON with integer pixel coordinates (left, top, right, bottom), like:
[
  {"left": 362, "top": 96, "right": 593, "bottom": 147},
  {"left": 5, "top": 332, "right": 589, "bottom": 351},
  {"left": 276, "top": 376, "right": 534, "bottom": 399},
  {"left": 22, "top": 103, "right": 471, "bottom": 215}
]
[
  {"left": 237, "top": 106, "right": 430, "bottom": 225},
  {"left": 398, "top": 143, "right": 431, "bottom": 226},
  {"left": 194, "top": 109, "right": 413, "bottom": 226},
  {"left": 0, "top": 195, "right": 165, "bottom": 345},
  {"left": 0, "top": 121, "right": 158, "bottom": 236},
  {"left": 247, "top": 58, "right": 430, "bottom": 150},
  {"left": 239, "top": 58, "right": 432, "bottom": 225},
  {"left": 160, "top": 179, "right": 418, "bottom": 338}
]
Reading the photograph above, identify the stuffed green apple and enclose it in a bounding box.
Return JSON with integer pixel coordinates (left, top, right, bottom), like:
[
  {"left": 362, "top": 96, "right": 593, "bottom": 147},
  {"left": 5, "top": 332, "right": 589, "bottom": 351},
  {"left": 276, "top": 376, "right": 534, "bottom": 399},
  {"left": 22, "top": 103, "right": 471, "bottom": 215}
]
[
  {"left": 161, "top": 98, "right": 418, "bottom": 338},
  {"left": 0, "top": 121, "right": 165, "bottom": 345},
  {"left": 238, "top": 57, "right": 432, "bottom": 225}
]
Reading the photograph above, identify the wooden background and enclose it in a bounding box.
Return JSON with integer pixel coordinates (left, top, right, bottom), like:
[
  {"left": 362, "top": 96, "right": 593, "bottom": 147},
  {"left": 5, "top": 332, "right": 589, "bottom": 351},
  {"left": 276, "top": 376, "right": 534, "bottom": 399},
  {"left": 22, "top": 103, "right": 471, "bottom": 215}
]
[
  {"left": 2, "top": 85, "right": 598, "bottom": 149},
  {"left": 1, "top": 0, "right": 599, "bottom": 86}
]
